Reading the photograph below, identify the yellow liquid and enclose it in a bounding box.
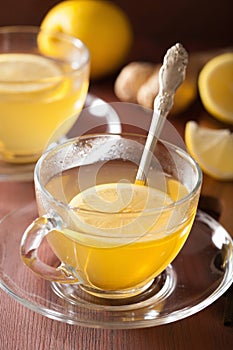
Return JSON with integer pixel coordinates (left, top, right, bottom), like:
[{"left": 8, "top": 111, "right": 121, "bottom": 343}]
[
  {"left": 0, "top": 53, "right": 89, "bottom": 163},
  {"left": 44, "top": 161, "right": 197, "bottom": 291}
]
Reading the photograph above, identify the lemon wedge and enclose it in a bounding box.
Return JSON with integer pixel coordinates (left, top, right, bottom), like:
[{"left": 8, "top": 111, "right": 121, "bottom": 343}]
[
  {"left": 198, "top": 53, "right": 233, "bottom": 124},
  {"left": 0, "top": 53, "right": 62, "bottom": 93},
  {"left": 185, "top": 121, "right": 233, "bottom": 180}
]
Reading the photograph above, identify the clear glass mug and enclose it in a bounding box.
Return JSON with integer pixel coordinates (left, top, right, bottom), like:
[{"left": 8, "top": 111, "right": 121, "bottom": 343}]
[
  {"left": 20, "top": 133, "right": 202, "bottom": 301},
  {"left": 0, "top": 26, "right": 90, "bottom": 164}
]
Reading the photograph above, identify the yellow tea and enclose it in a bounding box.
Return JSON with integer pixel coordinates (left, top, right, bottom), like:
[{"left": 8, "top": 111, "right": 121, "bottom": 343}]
[
  {"left": 0, "top": 53, "right": 89, "bottom": 163},
  {"left": 45, "top": 160, "right": 196, "bottom": 291}
]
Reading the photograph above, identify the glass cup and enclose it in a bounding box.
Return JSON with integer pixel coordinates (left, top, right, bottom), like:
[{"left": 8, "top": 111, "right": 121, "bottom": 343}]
[
  {"left": 0, "top": 26, "right": 90, "bottom": 164},
  {"left": 20, "top": 133, "right": 202, "bottom": 301}
]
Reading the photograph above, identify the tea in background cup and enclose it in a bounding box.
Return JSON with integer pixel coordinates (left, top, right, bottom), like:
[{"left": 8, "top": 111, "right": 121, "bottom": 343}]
[
  {"left": 0, "top": 26, "right": 90, "bottom": 163},
  {"left": 20, "top": 133, "right": 202, "bottom": 301}
]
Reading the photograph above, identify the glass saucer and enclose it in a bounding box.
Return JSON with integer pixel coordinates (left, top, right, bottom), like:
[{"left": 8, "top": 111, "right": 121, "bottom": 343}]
[
  {"left": 0, "top": 203, "right": 232, "bottom": 329},
  {"left": 0, "top": 94, "right": 121, "bottom": 182}
]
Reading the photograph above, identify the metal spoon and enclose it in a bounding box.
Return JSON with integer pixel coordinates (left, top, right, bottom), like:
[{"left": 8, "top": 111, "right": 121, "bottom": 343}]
[{"left": 135, "top": 43, "right": 188, "bottom": 184}]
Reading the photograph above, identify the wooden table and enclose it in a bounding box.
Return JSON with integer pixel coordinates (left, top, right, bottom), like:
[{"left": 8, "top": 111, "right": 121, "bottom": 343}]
[{"left": 0, "top": 1, "right": 233, "bottom": 346}]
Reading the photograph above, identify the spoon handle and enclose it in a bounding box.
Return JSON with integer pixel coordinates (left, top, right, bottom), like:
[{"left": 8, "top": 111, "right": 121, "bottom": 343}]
[{"left": 135, "top": 43, "right": 188, "bottom": 185}]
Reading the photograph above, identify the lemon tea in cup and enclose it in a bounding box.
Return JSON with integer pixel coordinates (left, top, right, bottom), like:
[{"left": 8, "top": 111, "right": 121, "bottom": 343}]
[
  {"left": 21, "top": 133, "right": 202, "bottom": 301},
  {"left": 0, "top": 26, "right": 89, "bottom": 163}
]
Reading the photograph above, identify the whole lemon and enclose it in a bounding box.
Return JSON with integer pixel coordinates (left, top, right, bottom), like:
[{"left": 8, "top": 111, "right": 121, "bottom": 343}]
[{"left": 40, "top": 0, "right": 133, "bottom": 79}]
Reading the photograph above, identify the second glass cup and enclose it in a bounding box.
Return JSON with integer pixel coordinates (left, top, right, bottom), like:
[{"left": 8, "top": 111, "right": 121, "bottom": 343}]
[
  {"left": 20, "top": 133, "right": 202, "bottom": 301},
  {"left": 0, "top": 26, "right": 90, "bottom": 164}
]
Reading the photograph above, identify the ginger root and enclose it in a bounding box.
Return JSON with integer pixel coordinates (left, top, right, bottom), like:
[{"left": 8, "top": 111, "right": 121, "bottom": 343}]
[
  {"left": 114, "top": 49, "right": 229, "bottom": 114},
  {"left": 114, "top": 60, "right": 197, "bottom": 113},
  {"left": 114, "top": 62, "right": 156, "bottom": 103},
  {"left": 137, "top": 65, "right": 160, "bottom": 108}
]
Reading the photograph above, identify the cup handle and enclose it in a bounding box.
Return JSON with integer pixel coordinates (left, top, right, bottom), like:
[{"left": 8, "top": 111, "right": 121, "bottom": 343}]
[{"left": 20, "top": 215, "right": 79, "bottom": 284}]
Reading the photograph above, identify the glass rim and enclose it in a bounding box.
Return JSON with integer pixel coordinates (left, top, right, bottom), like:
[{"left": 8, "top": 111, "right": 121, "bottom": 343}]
[
  {"left": 34, "top": 132, "right": 203, "bottom": 215},
  {"left": 0, "top": 25, "right": 90, "bottom": 82}
]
